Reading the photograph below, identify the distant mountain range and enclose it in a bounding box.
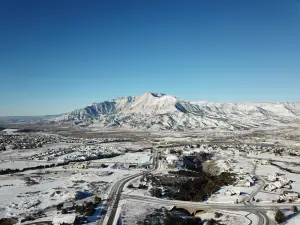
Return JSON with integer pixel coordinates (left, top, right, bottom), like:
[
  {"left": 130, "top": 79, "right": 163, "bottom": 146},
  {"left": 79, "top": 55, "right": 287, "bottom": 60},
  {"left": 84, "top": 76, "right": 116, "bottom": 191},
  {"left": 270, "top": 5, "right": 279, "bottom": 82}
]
[
  {"left": 0, "top": 115, "right": 61, "bottom": 124},
  {"left": 51, "top": 92, "right": 300, "bottom": 131}
]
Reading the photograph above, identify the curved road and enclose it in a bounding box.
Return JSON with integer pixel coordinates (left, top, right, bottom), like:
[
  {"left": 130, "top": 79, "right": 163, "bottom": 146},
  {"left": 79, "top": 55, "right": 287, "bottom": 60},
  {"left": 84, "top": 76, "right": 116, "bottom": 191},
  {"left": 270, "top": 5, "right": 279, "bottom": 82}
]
[
  {"left": 101, "top": 151, "right": 281, "bottom": 225},
  {"left": 99, "top": 151, "right": 159, "bottom": 225}
]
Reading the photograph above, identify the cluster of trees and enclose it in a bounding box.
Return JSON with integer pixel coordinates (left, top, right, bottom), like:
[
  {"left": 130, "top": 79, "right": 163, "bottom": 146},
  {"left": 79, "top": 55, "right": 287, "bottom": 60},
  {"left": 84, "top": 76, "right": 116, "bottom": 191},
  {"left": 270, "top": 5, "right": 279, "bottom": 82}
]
[
  {"left": 275, "top": 209, "right": 286, "bottom": 223},
  {"left": 75, "top": 201, "right": 96, "bottom": 216},
  {"left": 275, "top": 206, "right": 298, "bottom": 224},
  {"left": 164, "top": 215, "right": 201, "bottom": 225},
  {"left": 57, "top": 196, "right": 102, "bottom": 217},
  {"left": 143, "top": 208, "right": 222, "bottom": 225},
  {"left": 127, "top": 183, "right": 148, "bottom": 189},
  {"left": 150, "top": 170, "right": 235, "bottom": 201},
  {"left": 144, "top": 208, "right": 201, "bottom": 225},
  {"left": 183, "top": 152, "right": 214, "bottom": 172},
  {"left": 0, "top": 163, "right": 58, "bottom": 175},
  {"left": 0, "top": 218, "right": 18, "bottom": 225}
]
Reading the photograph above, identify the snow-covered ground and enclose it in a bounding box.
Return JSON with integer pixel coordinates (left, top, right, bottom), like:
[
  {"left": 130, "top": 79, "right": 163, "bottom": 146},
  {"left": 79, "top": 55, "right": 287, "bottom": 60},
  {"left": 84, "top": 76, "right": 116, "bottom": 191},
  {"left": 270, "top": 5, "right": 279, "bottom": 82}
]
[
  {"left": 248, "top": 152, "right": 300, "bottom": 164},
  {"left": 0, "top": 160, "right": 53, "bottom": 170},
  {"left": 53, "top": 92, "right": 300, "bottom": 131},
  {"left": 0, "top": 165, "right": 140, "bottom": 218},
  {"left": 92, "top": 151, "right": 152, "bottom": 164},
  {"left": 119, "top": 200, "right": 157, "bottom": 224},
  {"left": 195, "top": 210, "right": 253, "bottom": 225},
  {"left": 120, "top": 200, "right": 253, "bottom": 225},
  {"left": 0, "top": 143, "right": 79, "bottom": 160}
]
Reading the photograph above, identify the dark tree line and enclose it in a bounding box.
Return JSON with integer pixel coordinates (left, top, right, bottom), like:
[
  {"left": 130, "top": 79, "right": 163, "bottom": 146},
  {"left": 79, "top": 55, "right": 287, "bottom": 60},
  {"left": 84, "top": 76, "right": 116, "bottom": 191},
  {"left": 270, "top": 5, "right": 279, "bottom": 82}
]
[{"left": 150, "top": 170, "right": 235, "bottom": 202}]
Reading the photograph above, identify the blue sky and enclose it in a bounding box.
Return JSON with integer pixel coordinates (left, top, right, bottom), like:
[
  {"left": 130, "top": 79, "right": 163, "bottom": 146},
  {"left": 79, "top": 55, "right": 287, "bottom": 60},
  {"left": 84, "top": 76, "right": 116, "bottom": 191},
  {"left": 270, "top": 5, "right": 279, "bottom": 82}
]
[{"left": 0, "top": 0, "right": 300, "bottom": 116}]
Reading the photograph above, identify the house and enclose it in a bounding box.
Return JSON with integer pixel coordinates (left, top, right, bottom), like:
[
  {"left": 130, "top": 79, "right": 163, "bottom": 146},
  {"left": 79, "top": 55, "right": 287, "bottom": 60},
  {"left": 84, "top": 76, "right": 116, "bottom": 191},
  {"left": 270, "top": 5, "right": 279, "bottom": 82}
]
[
  {"left": 53, "top": 214, "right": 77, "bottom": 225},
  {"left": 72, "top": 163, "right": 88, "bottom": 169},
  {"left": 128, "top": 163, "right": 138, "bottom": 168},
  {"left": 261, "top": 160, "right": 270, "bottom": 165},
  {"left": 283, "top": 192, "right": 299, "bottom": 201},
  {"left": 62, "top": 202, "right": 75, "bottom": 211},
  {"left": 182, "top": 150, "right": 192, "bottom": 156},
  {"left": 267, "top": 174, "right": 277, "bottom": 182},
  {"left": 225, "top": 188, "right": 240, "bottom": 196},
  {"left": 265, "top": 183, "right": 276, "bottom": 192},
  {"left": 273, "top": 181, "right": 283, "bottom": 189},
  {"left": 176, "top": 160, "right": 184, "bottom": 169},
  {"left": 244, "top": 175, "right": 255, "bottom": 186},
  {"left": 236, "top": 180, "right": 252, "bottom": 187},
  {"left": 166, "top": 155, "right": 178, "bottom": 165}
]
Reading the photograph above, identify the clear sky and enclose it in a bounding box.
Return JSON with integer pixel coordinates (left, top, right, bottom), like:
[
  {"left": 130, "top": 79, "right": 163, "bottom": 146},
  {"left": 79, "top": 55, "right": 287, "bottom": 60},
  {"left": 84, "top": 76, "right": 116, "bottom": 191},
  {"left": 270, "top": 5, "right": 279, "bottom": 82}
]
[{"left": 0, "top": 0, "right": 300, "bottom": 116}]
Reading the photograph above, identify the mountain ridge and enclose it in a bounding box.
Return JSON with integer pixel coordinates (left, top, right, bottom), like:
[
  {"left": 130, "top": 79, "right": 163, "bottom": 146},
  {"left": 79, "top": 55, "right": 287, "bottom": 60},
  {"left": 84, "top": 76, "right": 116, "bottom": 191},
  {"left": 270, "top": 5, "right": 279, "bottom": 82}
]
[{"left": 51, "top": 92, "right": 300, "bottom": 130}]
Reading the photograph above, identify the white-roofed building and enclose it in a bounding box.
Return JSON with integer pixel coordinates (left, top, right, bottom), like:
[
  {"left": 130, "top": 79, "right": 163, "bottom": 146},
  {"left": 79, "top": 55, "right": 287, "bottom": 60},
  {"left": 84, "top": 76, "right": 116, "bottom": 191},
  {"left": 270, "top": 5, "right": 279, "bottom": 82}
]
[
  {"left": 53, "top": 214, "right": 76, "bottom": 225},
  {"left": 166, "top": 155, "right": 178, "bottom": 164}
]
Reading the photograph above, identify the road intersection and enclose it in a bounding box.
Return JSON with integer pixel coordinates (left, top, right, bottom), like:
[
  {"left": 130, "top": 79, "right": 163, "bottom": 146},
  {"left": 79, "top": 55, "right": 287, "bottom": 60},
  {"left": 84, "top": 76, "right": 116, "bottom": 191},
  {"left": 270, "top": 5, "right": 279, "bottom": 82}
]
[{"left": 99, "top": 150, "right": 298, "bottom": 225}]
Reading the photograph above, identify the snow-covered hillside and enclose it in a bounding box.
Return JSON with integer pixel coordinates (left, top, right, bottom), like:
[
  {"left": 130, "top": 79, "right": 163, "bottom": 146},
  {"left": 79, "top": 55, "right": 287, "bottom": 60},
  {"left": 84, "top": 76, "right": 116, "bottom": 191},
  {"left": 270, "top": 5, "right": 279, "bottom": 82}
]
[{"left": 52, "top": 92, "right": 300, "bottom": 130}]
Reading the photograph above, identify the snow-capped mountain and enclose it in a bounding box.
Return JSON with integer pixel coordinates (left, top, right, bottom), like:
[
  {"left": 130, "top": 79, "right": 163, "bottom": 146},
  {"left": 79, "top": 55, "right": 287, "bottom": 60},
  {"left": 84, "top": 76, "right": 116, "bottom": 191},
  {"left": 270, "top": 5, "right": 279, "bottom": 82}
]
[{"left": 52, "top": 92, "right": 300, "bottom": 130}]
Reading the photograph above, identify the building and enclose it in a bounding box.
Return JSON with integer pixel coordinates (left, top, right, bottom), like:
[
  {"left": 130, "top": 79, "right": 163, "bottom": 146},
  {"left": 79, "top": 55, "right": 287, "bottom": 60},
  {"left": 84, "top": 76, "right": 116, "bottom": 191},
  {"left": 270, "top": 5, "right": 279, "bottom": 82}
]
[
  {"left": 283, "top": 191, "right": 299, "bottom": 201},
  {"left": 62, "top": 202, "right": 75, "bottom": 211},
  {"left": 261, "top": 160, "right": 270, "bottom": 165},
  {"left": 267, "top": 174, "right": 277, "bottom": 182},
  {"left": 53, "top": 214, "right": 77, "bottom": 225},
  {"left": 225, "top": 188, "right": 240, "bottom": 196},
  {"left": 166, "top": 155, "right": 178, "bottom": 164}
]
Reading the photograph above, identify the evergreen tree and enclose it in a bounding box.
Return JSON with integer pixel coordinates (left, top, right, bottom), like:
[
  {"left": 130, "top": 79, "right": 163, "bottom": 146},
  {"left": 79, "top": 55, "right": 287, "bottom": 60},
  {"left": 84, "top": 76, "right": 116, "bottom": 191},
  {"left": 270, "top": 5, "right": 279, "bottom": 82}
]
[
  {"left": 292, "top": 205, "right": 298, "bottom": 213},
  {"left": 275, "top": 209, "right": 286, "bottom": 223}
]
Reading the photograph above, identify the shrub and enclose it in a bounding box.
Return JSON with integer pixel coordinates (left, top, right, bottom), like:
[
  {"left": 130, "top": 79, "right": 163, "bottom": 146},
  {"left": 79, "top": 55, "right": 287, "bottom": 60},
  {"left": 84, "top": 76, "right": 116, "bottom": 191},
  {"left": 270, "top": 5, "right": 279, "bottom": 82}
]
[
  {"left": 56, "top": 203, "right": 63, "bottom": 210},
  {"left": 292, "top": 205, "right": 298, "bottom": 213},
  {"left": 127, "top": 183, "right": 134, "bottom": 189},
  {"left": 0, "top": 218, "right": 18, "bottom": 225},
  {"left": 61, "top": 209, "right": 68, "bottom": 214},
  {"left": 214, "top": 212, "right": 223, "bottom": 218},
  {"left": 275, "top": 209, "right": 286, "bottom": 223},
  {"left": 138, "top": 184, "right": 148, "bottom": 189},
  {"left": 85, "top": 208, "right": 95, "bottom": 216},
  {"left": 206, "top": 218, "right": 218, "bottom": 225},
  {"left": 94, "top": 196, "right": 102, "bottom": 204}
]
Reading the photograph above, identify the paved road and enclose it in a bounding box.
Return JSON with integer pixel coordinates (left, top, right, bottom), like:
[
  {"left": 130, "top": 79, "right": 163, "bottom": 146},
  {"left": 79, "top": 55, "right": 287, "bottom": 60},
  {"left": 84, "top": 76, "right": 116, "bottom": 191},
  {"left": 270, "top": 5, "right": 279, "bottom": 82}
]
[
  {"left": 122, "top": 194, "right": 300, "bottom": 210},
  {"left": 242, "top": 155, "right": 270, "bottom": 225},
  {"left": 242, "top": 158, "right": 266, "bottom": 204},
  {"left": 100, "top": 150, "right": 287, "bottom": 225},
  {"left": 99, "top": 151, "right": 159, "bottom": 225},
  {"left": 121, "top": 194, "right": 300, "bottom": 225}
]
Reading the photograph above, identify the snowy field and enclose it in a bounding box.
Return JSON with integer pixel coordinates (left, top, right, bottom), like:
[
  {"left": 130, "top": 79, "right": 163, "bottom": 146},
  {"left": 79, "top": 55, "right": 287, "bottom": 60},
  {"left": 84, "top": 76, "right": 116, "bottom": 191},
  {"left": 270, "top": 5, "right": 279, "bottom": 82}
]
[
  {"left": 0, "top": 160, "right": 53, "bottom": 170},
  {"left": 91, "top": 151, "right": 152, "bottom": 164},
  {"left": 248, "top": 152, "right": 300, "bottom": 164},
  {"left": 195, "top": 210, "right": 253, "bottom": 225},
  {"left": 0, "top": 143, "right": 80, "bottom": 160},
  {"left": 0, "top": 165, "right": 140, "bottom": 218}
]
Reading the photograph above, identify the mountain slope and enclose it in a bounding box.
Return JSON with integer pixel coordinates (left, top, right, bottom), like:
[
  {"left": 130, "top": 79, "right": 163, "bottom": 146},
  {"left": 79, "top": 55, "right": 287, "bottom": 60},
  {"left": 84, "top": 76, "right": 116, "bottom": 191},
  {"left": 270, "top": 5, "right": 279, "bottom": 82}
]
[{"left": 52, "top": 92, "right": 300, "bottom": 130}]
